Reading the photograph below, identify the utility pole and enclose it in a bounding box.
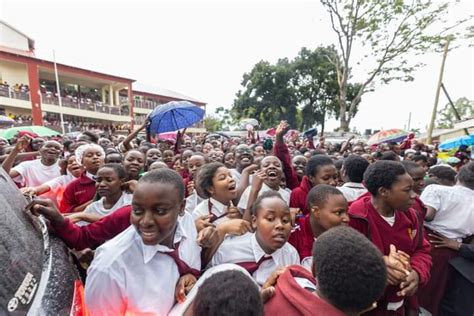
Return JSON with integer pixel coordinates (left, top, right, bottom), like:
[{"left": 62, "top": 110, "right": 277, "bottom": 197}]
[
  {"left": 427, "top": 38, "right": 450, "bottom": 144},
  {"left": 441, "top": 83, "right": 469, "bottom": 136},
  {"left": 407, "top": 112, "right": 412, "bottom": 131}
]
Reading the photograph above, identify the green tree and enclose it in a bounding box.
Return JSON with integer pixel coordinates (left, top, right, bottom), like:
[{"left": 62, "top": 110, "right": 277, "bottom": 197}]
[
  {"left": 204, "top": 115, "right": 222, "bottom": 132},
  {"left": 320, "top": 0, "right": 469, "bottom": 131},
  {"left": 232, "top": 59, "right": 299, "bottom": 128},
  {"left": 436, "top": 97, "right": 474, "bottom": 129},
  {"left": 292, "top": 46, "right": 362, "bottom": 134}
]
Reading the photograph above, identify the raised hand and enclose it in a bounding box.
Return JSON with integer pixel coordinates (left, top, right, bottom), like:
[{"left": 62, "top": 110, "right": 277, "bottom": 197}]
[
  {"left": 251, "top": 170, "right": 267, "bottom": 193},
  {"left": 275, "top": 121, "right": 290, "bottom": 139},
  {"left": 15, "top": 135, "right": 31, "bottom": 152}
]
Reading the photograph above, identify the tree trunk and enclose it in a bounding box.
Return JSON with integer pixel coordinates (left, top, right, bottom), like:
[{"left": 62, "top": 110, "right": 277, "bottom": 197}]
[
  {"left": 321, "top": 110, "right": 326, "bottom": 135},
  {"left": 339, "top": 84, "right": 348, "bottom": 132}
]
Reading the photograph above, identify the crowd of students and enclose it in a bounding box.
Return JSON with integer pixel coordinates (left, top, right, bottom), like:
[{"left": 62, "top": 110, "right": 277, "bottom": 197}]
[{"left": 1, "top": 120, "right": 473, "bottom": 316}]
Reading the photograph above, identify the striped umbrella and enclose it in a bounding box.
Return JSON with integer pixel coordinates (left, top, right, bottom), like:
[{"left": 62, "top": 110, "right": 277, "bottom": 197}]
[{"left": 367, "top": 129, "right": 408, "bottom": 146}]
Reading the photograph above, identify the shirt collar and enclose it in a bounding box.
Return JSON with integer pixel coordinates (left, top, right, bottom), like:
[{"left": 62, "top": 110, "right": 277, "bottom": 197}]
[
  {"left": 209, "top": 197, "right": 228, "bottom": 215},
  {"left": 342, "top": 182, "right": 365, "bottom": 189},
  {"left": 250, "top": 233, "right": 283, "bottom": 264},
  {"left": 138, "top": 218, "right": 188, "bottom": 264},
  {"left": 86, "top": 171, "right": 96, "bottom": 181}
]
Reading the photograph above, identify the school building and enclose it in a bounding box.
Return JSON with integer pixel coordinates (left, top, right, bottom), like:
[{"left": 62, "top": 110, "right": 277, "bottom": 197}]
[{"left": 0, "top": 20, "right": 206, "bottom": 133}]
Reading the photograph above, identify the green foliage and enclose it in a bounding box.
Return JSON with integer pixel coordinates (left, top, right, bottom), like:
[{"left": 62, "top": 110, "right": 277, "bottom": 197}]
[
  {"left": 320, "top": 0, "right": 470, "bottom": 131},
  {"left": 436, "top": 97, "right": 474, "bottom": 129},
  {"left": 230, "top": 46, "right": 362, "bottom": 130},
  {"left": 232, "top": 59, "right": 299, "bottom": 129},
  {"left": 204, "top": 115, "right": 223, "bottom": 132}
]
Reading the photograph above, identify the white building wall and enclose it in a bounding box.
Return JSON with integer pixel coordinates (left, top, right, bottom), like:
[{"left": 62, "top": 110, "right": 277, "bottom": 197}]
[{"left": 0, "top": 23, "right": 30, "bottom": 51}]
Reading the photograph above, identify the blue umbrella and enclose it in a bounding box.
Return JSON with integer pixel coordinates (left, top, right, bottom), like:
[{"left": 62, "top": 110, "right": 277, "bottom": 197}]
[
  {"left": 147, "top": 101, "right": 205, "bottom": 135},
  {"left": 439, "top": 134, "right": 474, "bottom": 150}
]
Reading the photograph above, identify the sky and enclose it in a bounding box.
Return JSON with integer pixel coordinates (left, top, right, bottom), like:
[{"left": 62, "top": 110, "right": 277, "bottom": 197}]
[{"left": 1, "top": 0, "right": 473, "bottom": 133}]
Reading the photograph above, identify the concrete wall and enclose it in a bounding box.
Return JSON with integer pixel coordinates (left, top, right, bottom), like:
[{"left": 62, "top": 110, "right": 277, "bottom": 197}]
[{"left": 0, "top": 60, "right": 29, "bottom": 85}]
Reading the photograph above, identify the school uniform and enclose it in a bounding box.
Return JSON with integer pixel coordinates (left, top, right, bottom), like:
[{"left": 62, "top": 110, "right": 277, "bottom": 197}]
[
  {"left": 238, "top": 183, "right": 290, "bottom": 211},
  {"left": 61, "top": 172, "right": 96, "bottom": 213},
  {"left": 264, "top": 265, "right": 345, "bottom": 316},
  {"left": 184, "top": 191, "right": 205, "bottom": 214},
  {"left": 192, "top": 197, "right": 234, "bottom": 225},
  {"left": 337, "top": 182, "right": 367, "bottom": 202},
  {"left": 85, "top": 211, "right": 201, "bottom": 316},
  {"left": 420, "top": 184, "right": 474, "bottom": 240},
  {"left": 289, "top": 176, "right": 313, "bottom": 215},
  {"left": 273, "top": 142, "right": 300, "bottom": 190},
  {"left": 288, "top": 214, "right": 315, "bottom": 270},
  {"left": 349, "top": 195, "right": 432, "bottom": 315},
  {"left": 77, "top": 192, "right": 133, "bottom": 226},
  {"left": 210, "top": 232, "right": 300, "bottom": 286},
  {"left": 418, "top": 184, "right": 474, "bottom": 315},
  {"left": 12, "top": 158, "right": 61, "bottom": 187},
  {"left": 53, "top": 205, "right": 132, "bottom": 251}
]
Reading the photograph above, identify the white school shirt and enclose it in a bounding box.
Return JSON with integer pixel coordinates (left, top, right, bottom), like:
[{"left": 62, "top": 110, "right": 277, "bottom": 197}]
[
  {"left": 421, "top": 184, "right": 474, "bottom": 240},
  {"left": 210, "top": 232, "right": 300, "bottom": 286},
  {"left": 192, "top": 197, "right": 232, "bottom": 225},
  {"left": 78, "top": 193, "right": 133, "bottom": 226},
  {"left": 237, "top": 183, "right": 290, "bottom": 211},
  {"left": 337, "top": 182, "right": 367, "bottom": 202},
  {"left": 230, "top": 168, "right": 253, "bottom": 186},
  {"left": 44, "top": 173, "right": 75, "bottom": 190},
  {"left": 185, "top": 191, "right": 205, "bottom": 214},
  {"left": 12, "top": 159, "right": 60, "bottom": 187},
  {"left": 85, "top": 212, "right": 201, "bottom": 316}
]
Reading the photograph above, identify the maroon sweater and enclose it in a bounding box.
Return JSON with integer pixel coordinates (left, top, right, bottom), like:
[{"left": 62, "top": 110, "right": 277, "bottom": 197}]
[
  {"left": 54, "top": 205, "right": 132, "bottom": 250},
  {"left": 274, "top": 142, "right": 300, "bottom": 190},
  {"left": 289, "top": 176, "right": 313, "bottom": 215},
  {"left": 60, "top": 173, "right": 96, "bottom": 213},
  {"left": 264, "top": 265, "right": 345, "bottom": 316},
  {"left": 288, "top": 214, "right": 314, "bottom": 261},
  {"left": 349, "top": 195, "right": 432, "bottom": 314}
]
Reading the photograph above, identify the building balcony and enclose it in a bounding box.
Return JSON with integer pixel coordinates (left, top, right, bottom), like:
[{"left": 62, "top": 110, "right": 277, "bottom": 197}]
[
  {"left": 40, "top": 93, "right": 129, "bottom": 116},
  {"left": 0, "top": 85, "right": 30, "bottom": 101},
  {"left": 40, "top": 93, "right": 131, "bottom": 122}
]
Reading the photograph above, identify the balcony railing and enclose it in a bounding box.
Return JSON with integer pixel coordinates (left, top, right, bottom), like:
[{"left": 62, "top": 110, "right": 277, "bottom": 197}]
[
  {"left": 134, "top": 99, "right": 159, "bottom": 110},
  {"left": 41, "top": 93, "right": 129, "bottom": 116},
  {"left": 0, "top": 85, "right": 30, "bottom": 101}
]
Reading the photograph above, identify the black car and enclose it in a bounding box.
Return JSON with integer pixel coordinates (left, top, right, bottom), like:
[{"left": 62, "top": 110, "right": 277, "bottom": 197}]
[{"left": 0, "top": 167, "right": 84, "bottom": 315}]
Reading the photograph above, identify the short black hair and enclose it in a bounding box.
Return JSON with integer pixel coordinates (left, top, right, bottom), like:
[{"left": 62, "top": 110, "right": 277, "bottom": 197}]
[
  {"left": 305, "top": 155, "right": 334, "bottom": 177},
  {"left": 251, "top": 190, "right": 286, "bottom": 216},
  {"left": 458, "top": 161, "right": 474, "bottom": 190},
  {"left": 380, "top": 151, "right": 399, "bottom": 161},
  {"left": 307, "top": 184, "right": 344, "bottom": 209},
  {"left": 412, "top": 155, "right": 428, "bottom": 163},
  {"left": 99, "top": 163, "right": 127, "bottom": 180},
  {"left": 81, "top": 131, "right": 99, "bottom": 143},
  {"left": 428, "top": 165, "right": 456, "bottom": 183},
  {"left": 192, "top": 270, "right": 263, "bottom": 316},
  {"left": 197, "top": 162, "right": 225, "bottom": 198},
  {"left": 139, "top": 168, "right": 185, "bottom": 200},
  {"left": 105, "top": 152, "right": 123, "bottom": 163},
  {"left": 363, "top": 161, "right": 407, "bottom": 196},
  {"left": 344, "top": 155, "right": 369, "bottom": 183},
  {"left": 401, "top": 161, "right": 424, "bottom": 176},
  {"left": 312, "top": 226, "right": 386, "bottom": 313}
]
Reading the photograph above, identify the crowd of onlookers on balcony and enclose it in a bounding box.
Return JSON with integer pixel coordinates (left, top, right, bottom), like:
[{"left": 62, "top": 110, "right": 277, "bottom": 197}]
[
  {"left": 0, "top": 81, "right": 30, "bottom": 100},
  {"left": 40, "top": 86, "right": 129, "bottom": 115},
  {"left": 41, "top": 113, "right": 131, "bottom": 132}
]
